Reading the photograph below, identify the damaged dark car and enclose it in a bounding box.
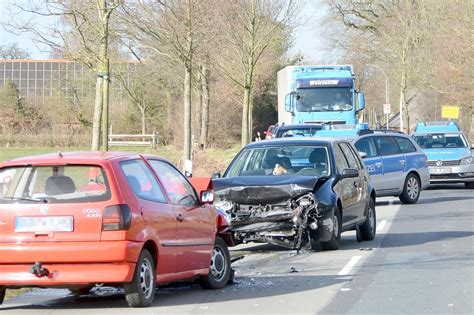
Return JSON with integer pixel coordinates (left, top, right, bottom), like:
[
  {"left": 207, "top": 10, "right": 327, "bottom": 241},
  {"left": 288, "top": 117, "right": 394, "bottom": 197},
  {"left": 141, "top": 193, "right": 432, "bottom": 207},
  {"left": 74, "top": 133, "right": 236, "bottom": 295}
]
[{"left": 212, "top": 138, "right": 376, "bottom": 250}]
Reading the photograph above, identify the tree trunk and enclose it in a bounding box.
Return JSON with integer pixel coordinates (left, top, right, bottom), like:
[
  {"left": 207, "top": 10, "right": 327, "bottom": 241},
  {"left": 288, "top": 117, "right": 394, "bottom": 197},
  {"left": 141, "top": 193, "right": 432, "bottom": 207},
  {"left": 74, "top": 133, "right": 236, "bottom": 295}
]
[
  {"left": 183, "top": 65, "right": 192, "bottom": 161},
  {"left": 91, "top": 76, "right": 103, "bottom": 150},
  {"left": 140, "top": 105, "right": 146, "bottom": 135},
  {"left": 200, "top": 63, "right": 210, "bottom": 148},
  {"left": 101, "top": 70, "right": 110, "bottom": 151},
  {"left": 241, "top": 84, "right": 251, "bottom": 147}
]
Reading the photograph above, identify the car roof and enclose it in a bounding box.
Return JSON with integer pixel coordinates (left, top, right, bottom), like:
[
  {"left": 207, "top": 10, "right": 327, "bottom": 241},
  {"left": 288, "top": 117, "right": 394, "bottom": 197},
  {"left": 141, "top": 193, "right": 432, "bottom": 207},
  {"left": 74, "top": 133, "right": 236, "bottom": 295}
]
[
  {"left": 246, "top": 137, "right": 348, "bottom": 148},
  {"left": 0, "top": 151, "right": 165, "bottom": 167},
  {"left": 277, "top": 124, "right": 323, "bottom": 130}
]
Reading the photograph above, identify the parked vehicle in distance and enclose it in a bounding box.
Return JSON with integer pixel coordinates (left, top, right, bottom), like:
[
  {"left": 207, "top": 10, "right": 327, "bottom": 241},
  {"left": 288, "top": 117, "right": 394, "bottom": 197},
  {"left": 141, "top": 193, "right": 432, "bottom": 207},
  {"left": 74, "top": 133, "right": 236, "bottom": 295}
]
[
  {"left": 0, "top": 152, "right": 232, "bottom": 307},
  {"left": 264, "top": 125, "right": 276, "bottom": 140},
  {"left": 353, "top": 130, "right": 430, "bottom": 204},
  {"left": 411, "top": 121, "right": 474, "bottom": 188},
  {"left": 272, "top": 123, "right": 323, "bottom": 138},
  {"left": 212, "top": 138, "right": 376, "bottom": 251}
]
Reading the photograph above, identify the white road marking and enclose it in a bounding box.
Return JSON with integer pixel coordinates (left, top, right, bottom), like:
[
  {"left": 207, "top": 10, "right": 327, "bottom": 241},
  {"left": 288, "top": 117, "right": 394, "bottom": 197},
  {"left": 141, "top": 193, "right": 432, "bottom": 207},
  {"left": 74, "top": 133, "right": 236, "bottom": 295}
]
[
  {"left": 338, "top": 255, "right": 363, "bottom": 276},
  {"left": 376, "top": 219, "right": 387, "bottom": 231}
]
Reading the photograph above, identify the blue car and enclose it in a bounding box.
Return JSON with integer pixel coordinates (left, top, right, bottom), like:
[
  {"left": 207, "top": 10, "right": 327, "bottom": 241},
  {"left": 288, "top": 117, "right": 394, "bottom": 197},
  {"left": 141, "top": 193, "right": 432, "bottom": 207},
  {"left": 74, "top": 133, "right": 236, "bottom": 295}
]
[
  {"left": 411, "top": 121, "right": 474, "bottom": 188},
  {"left": 353, "top": 131, "right": 430, "bottom": 204}
]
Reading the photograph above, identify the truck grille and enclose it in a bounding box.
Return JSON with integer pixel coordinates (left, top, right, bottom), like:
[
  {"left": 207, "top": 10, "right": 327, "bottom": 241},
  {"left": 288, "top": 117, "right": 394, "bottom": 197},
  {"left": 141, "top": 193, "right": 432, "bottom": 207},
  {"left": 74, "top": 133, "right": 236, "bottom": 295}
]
[{"left": 428, "top": 160, "right": 460, "bottom": 167}]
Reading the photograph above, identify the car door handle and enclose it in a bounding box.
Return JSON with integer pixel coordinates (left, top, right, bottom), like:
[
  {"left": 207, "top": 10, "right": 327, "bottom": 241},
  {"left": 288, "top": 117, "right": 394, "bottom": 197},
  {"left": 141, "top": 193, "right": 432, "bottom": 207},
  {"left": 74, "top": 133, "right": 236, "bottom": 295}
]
[
  {"left": 399, "top": 160, "right": 406, "bottom": 164},
  {"left": 176, "top": 214, "right": 184, "bottom": 222},
  {"left": 375, "top": 162, "right": 382, "bottom": 167},
  {"left": 353, "top": 181, "right": 359, "bottom": 187}
]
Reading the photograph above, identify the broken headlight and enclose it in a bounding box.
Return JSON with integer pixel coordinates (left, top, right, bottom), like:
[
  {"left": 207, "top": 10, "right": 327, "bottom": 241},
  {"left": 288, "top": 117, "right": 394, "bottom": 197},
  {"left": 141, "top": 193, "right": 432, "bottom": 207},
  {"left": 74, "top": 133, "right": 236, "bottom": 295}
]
[{"left": 214, "top": 199, "right": 233, "bottom": 212}]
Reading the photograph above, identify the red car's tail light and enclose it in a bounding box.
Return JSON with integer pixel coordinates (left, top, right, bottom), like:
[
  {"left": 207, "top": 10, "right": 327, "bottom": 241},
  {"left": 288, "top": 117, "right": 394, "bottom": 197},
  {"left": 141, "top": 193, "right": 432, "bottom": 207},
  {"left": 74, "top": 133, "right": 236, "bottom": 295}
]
[{"left": 102, "top": 204, "right": 132, "bottom": 231}]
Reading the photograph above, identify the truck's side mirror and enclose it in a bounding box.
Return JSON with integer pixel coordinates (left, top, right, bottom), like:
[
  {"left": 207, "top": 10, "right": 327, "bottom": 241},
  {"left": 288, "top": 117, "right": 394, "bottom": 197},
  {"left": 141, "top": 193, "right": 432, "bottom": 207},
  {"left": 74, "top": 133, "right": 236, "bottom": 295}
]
[
  {"left": 285, "top": 92, "right": 295, "bottom": 112},
  {"left": 357, "top": 92, "right": 365, "bottom": 111}
]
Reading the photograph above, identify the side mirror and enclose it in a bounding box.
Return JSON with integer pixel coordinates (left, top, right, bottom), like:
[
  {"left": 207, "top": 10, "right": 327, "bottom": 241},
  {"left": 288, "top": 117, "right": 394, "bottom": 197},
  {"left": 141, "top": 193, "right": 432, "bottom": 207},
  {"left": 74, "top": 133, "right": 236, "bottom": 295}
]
[
  {"left": 357, "top": 92, "right": 365, "bottom": 111},
  {"left": 211, "top": 172, "right": 221, "bottom": 179},
  {"left": 200, "top": 190, "right": 215, "bottom": 204},
  {"left": 341, "top": 168, "right": 359, "bottom": 178},
  {"left": 358, "top": 151, "right": 368, "bottom": 159},
  {"left": 285, "top": 92, "right": 295, "bottom": 112}
]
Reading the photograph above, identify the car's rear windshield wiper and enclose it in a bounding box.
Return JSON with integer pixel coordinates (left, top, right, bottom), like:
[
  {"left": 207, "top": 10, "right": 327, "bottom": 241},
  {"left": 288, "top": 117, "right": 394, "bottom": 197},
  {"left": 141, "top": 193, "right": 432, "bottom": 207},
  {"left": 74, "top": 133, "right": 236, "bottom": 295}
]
[{"left": 2, "top": 196, "right": 49, "bottom": 203}]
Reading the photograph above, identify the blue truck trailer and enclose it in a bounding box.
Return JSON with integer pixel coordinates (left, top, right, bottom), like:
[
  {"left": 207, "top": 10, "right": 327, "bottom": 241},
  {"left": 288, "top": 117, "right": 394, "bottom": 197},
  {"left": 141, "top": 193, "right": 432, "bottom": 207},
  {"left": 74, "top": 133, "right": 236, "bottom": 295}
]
[{"left": 277, "top": 65, "right": 365, "bottom": 125}]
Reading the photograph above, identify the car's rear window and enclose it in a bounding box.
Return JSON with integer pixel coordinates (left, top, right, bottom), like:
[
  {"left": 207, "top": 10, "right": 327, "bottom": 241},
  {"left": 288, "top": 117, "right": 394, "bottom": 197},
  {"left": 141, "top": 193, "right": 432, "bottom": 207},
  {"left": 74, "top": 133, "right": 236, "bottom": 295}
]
[{"left": 0, "top": 165, "right": 111, "bottom": 204}]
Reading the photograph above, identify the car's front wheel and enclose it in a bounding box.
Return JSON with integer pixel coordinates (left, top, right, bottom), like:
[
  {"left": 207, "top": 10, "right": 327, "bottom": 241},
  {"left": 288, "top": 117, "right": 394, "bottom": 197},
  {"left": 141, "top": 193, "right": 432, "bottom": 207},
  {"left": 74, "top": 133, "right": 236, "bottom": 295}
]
[
  {"left": 399, "top": 173, "right": 420, "bottom": 204},
  {"left": 124, "top": 249, "right": 155, "bottom": 307},
  {"left": 0, "top": 286, "right": 5, "bottom": 305},
  {"left": 199, "top": 237, "right": 231, "bottom": 289},
  {"left": 320, "top": 207, "right": 342, "bottom": 250},
  {"left": 360, "top": 197, "right": 376, "bottom": 241},
  {"left": 465, "top": 182, "right": 474, "bottom": 189}
]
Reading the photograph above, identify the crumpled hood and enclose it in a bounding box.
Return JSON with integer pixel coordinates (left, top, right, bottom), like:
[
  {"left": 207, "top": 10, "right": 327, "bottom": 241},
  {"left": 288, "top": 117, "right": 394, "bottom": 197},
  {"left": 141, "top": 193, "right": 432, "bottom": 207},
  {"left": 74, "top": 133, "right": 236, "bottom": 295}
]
[
  {"left": 212, "top": 176, "right": 319, "bottom": 205},
  {"left": 421, "top": 148, "right": 471, "bottom": 161}
]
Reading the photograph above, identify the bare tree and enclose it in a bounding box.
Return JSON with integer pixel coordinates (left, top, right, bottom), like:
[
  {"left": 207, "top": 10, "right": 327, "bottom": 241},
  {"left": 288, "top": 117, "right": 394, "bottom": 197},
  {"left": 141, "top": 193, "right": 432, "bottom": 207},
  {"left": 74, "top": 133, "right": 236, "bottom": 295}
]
[
  {"left": 215, "top": 0, "right": 297, "bottom": 146},
  {"left": 4, "top": 0, "right": 123, "bottom": 150},
  {"left": 120, "top": 0, "right": 209, "bottom": 162},
  {"left": 0, "top": 43, "right": 30, "bottom": 59}
]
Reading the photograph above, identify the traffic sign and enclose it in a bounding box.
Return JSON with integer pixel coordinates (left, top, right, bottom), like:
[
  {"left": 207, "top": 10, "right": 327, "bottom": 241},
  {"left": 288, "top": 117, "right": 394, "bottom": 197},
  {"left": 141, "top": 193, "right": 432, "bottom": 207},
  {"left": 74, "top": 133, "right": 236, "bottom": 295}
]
[
  {"left": 441, "top": 105, "right": 460, "bottom": 119},
  {"left": 383, "top": 104, "right": 391, "bottom": 115}
]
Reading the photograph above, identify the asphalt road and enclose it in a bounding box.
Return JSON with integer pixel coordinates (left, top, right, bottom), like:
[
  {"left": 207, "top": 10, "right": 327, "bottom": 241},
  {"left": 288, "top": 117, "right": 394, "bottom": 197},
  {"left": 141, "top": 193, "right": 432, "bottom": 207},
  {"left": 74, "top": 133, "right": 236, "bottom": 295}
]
[{"left": 2, "top": 184, "right": 473, "bottom": 314}]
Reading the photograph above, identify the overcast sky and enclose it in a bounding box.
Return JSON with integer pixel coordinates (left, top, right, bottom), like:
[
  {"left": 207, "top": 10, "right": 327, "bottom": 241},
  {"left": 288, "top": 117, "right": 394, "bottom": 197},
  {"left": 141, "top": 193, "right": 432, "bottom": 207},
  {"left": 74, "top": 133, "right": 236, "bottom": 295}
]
[{"left": 0, "top": 0, "right": 327, "bottom": 62}]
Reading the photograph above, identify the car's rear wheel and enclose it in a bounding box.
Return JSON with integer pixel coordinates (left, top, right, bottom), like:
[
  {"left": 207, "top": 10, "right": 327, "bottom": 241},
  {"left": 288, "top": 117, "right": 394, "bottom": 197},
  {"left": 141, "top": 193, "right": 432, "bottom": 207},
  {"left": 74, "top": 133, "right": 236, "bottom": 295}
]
[
  {"left": 320, "top": 207, "right": 342, "bottom": 250},
  {"left": 0, "top": 287, "right": 5, "bottom": 305},
  {"left": 399, "top": 173, "right": 420, "bottom": 204},
  {"left": 199, "top": 237, "right": 231, "bottom": 289},
  {"left": 124, "top": 249, "right": 155, "bottom": 307},
  {"left": 360, "top": 197, "right": 376, "bottom": 241},
  {"left": 465, "top": 182, "right": 474, "bottom": 189}
]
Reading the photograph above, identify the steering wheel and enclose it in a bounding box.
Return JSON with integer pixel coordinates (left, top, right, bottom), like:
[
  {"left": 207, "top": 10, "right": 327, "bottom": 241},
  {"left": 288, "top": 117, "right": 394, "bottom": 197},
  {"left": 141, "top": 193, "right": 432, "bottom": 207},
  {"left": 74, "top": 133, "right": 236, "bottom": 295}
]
[{"left": 296, "top": 168, "right": 320, "bottom": 176}]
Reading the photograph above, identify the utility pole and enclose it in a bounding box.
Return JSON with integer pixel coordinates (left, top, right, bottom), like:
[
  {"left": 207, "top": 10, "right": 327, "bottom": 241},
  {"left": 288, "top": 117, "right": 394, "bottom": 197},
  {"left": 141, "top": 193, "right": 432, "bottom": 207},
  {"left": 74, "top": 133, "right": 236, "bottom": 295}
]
[{"left": 368, "top": 64, "right": 390, "bottom": 128}]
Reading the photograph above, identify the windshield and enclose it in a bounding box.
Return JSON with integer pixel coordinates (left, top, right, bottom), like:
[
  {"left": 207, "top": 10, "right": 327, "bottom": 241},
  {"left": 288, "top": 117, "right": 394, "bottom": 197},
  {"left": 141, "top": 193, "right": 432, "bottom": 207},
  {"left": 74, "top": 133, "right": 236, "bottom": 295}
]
[
  {"left": 295, "top": 87, "right": 353, "bottom": 112},
  {"left": 413, "top": 133, "right": 467, "bottom": 149},
  {"left": 0, "top": 165, "right": 111, "bottom": 203},
  {"left": 225, "top": 145, "right": 331, "bottom": 177}
]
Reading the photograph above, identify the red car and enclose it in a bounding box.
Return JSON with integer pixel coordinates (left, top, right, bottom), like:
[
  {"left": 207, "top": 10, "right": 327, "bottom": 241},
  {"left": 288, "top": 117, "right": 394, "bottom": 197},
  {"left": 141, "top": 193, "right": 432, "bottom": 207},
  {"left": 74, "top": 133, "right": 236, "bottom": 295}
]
[{"left": 0, "top": 152, "right": 232, "bottom": 307}]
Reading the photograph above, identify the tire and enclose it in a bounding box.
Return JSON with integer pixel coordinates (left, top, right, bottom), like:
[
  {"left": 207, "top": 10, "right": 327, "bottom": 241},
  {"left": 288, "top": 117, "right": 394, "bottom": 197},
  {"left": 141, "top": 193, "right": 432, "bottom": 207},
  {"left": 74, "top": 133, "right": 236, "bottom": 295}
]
[
  {"left": 320, "top": 207, "right": 342, "bottom": 251},
  {"left": 0, "top": 287, "right": 5, "bottom": 305},
  {"left": 360, "top": 197, "right": 376, "bottom": 241},
  {"left": 465, "top": 182, "right": 474, "bottom": 189},
  {"left": 399, "top": 173, "right": 420, "bottom": 204},
  {"left": 124, "top": 249, "right": 155, "bottom": 308},
  {"left": 199, "top": 237, "right": 231, "bottom": 289},
  {"left": 68, "top": 286, "right": 94, "bottom": 296}
]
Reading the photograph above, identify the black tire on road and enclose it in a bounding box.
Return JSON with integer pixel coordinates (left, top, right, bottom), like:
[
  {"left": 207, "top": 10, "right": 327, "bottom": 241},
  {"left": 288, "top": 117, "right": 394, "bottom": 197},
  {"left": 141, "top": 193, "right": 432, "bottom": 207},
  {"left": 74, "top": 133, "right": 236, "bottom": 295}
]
[
  {"left": 320, "top": 207, "right": 342, "bottom": 251},
  {"left": 0, "top": 287, "right": 5, "bottom": 305},
  {"left": 399, "top": 173, "right": 420, "bottom": 204},
  {"left": 199, "top": 237, "right": 231, "bottom": 289},
  {"left": 465, "top": 182, "right": 474, "bottom": 189},
  {"left": 124, "top": 249, "right": 156, "bottom": 307},
  {"left": 360, "top": 197, "right": 376, "bottom": 241}
]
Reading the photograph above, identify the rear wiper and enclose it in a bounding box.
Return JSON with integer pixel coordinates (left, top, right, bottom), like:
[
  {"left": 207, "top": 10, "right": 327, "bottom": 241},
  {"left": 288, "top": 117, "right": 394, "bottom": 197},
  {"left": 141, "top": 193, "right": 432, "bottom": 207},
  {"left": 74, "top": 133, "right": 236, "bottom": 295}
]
[{"left": 2, "top": 196, "right": 49, "bottom": 203}]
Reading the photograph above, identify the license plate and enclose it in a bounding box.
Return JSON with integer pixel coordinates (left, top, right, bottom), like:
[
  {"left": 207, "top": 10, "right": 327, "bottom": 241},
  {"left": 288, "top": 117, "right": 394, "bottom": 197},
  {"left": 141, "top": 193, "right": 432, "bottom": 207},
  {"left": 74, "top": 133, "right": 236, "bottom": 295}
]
[
  {"left": 430, "top": 167, "right": 452, "bottom": 175},
  {"left": 15, "top": 216, "right": 73, "bottom": 232}
]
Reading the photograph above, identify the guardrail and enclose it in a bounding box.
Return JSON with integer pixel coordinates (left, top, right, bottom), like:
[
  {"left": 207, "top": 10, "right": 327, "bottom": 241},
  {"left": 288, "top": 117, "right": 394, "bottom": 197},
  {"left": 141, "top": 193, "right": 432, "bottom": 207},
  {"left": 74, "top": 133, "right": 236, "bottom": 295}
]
[{"left": 108, "top": 133, "right": 159, "bottom": 148}]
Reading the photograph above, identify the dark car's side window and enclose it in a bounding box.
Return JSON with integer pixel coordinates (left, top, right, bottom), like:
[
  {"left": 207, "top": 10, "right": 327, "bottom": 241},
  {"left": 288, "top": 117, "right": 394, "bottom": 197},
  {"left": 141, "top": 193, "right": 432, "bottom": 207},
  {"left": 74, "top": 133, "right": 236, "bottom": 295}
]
[
  {"left": 339, "top": 143, "right": 361, "bottom": 169},
  {"left": 354, "top": 137, "right": 378, "bottom": 158},
  {"left": 120, "top": 160, "right": 167, "bottom": 203},
  {"left": 374, "top": 136, "right": 399, "bottom": 156},
  {"left": 148, "top": 160, "right": 198, "bottom": 207},
  {"left": 334, "top": 144, "right": 349, "bottom": 174},
  {"left": 393, "top": 136, "right": 417, "bottom": 153}
]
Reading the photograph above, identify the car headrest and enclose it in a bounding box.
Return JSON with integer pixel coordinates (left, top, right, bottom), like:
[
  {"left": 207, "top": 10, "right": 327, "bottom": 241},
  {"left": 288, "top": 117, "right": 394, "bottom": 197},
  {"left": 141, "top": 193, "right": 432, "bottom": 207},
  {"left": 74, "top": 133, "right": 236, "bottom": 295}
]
[
  {"left": 309, "top": 149, "right": 327, "bottom": 165},
  {"left": 45, "top": 175, "right": 76, "bottom": 196},
  {"left": 126, "top": 175, "right": 142, "bottom": 194},
  {"left": 262, "top": 155, "right": 281, "bottom": 169}
]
